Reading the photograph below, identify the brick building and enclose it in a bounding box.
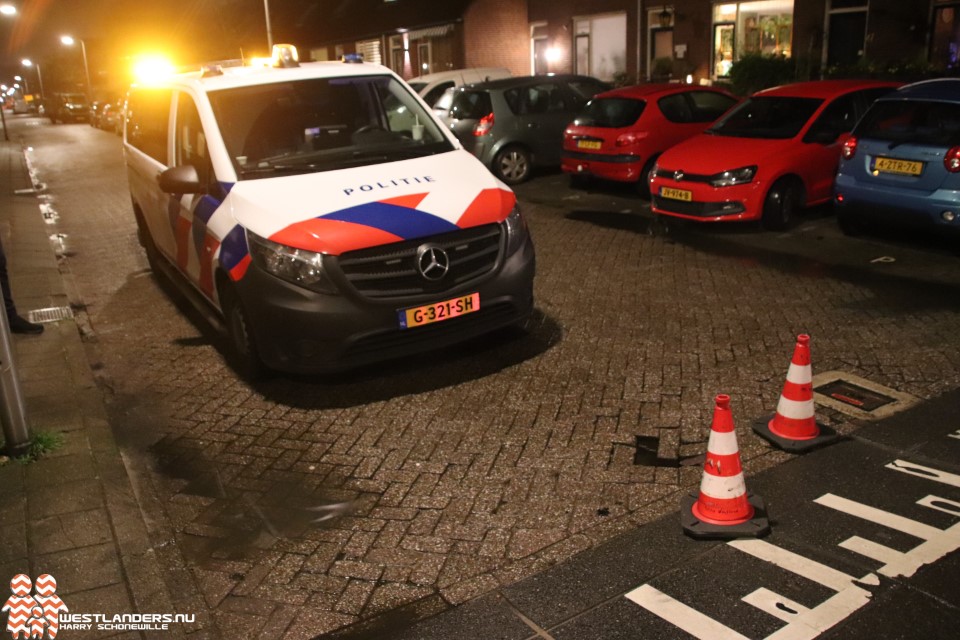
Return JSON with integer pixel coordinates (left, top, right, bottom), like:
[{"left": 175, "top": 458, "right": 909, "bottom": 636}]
[{"left": 298, "top": 1, "right": 951, "bottom": 84}]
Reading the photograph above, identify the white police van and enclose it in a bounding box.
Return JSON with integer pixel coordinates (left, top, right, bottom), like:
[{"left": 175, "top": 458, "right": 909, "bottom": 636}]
[{"left": 123, "top": 46, "right": 535, "bottom": 375}]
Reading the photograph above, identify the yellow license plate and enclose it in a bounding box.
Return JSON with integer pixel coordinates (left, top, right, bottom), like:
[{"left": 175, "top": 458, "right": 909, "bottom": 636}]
[
  {"left": 399, "top": 293, "right": 480, "bottom": 329},
  {"left": 577, "top": 139, "right": 602, "bottom": 150},
  {"left": 660, "top": 187, "right": 692, "bottom": 201},
  {"left": 873, "top": 157, "right": 923, "bottom": 176}
]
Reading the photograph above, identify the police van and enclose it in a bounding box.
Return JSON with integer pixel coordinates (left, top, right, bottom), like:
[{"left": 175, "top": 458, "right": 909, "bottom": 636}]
[{"left": 123, "top": 46, "right": 535, "bottom": 375}]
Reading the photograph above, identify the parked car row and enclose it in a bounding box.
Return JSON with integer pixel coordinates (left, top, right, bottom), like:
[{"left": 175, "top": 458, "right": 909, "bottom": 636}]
[{"left": 89, "top": 98, "right": 124, "bottom": 134}]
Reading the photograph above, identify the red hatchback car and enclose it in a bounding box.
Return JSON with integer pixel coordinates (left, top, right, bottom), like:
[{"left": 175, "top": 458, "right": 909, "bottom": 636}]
[
  {"left": 562, "top": 84, "right": 738, "bottom": 193},
  {"left": 649, "top": 80, "right": 900, "bottom": 229}
]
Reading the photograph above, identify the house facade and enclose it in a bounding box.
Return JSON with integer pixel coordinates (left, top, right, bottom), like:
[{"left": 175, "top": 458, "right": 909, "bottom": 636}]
[{"left": 300, "top": 1, "right": 951, "bottom": 84}]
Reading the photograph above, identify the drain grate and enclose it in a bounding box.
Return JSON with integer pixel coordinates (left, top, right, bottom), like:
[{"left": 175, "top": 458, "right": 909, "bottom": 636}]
[
  {"left": 813, "top": 371, "right": 918, "bottom": 420},
  {"left": 26, "top": 306, "right": 74, "bottom": 324},
  {"left": 814, "top": 380, "right": 895, "bottom": 412}
]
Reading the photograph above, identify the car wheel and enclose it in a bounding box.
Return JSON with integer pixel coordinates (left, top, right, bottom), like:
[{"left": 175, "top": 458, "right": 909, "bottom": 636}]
[
  {"left": 221, "top": 286, "right": 265, "bottom": 380},
  {"left": 638, "top": 156, "right": 659, "bottom": 199},
  {"left": 493, "top": 146, "right": 532, "bottom": 185},
  {"left": 762, "top": 178, "right": 800, "bottom": 231}
]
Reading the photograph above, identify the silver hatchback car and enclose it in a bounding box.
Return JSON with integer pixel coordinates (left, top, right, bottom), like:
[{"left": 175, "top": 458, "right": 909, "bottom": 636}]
[{"left": 441, "top": 75, "right": 610, "bottom": 184}]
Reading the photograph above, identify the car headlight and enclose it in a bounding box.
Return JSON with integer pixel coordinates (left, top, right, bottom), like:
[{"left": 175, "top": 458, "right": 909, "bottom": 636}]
[
  {"left": 247, "top": 231, "right": 337, "bottom": 294},
  {"left": 709, "top": 165, "right": 757, "bottom": 188},
  {"left": 503, "top": 205, "right": 529, "bottom": 255}
]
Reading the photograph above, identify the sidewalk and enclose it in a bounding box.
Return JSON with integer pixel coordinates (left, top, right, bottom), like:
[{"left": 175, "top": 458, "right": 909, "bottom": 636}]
[{"left": 0, "top": 138, "right": 181, "bottom": 639}]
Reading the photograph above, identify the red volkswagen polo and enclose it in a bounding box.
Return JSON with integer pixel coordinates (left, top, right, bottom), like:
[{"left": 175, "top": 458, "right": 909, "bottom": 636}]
[
  {"left": 562, "top": 84, "right": 738, "bottom": 194},
  {"left": 649, "top": 80, "right": 900, "bottom": 229}
]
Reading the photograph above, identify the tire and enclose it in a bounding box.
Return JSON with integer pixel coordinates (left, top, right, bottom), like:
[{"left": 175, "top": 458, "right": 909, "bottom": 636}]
[
  {"left": 493, "top": 146, "right": 532, "bottom": 185},
  {"left": 762, "top": 178, "right": 800, "bottom": 231},
  {"left": 220, "top": 286, "right": 266, "bottom": 380},
  {"left": 637, "top": 155, "right": 659, "bottom": 199}
]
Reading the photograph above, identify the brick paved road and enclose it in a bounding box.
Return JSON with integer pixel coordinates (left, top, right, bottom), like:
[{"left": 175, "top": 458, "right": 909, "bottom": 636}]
[{"left": 21, "top": 121, "right": 960, "bottom": 639}]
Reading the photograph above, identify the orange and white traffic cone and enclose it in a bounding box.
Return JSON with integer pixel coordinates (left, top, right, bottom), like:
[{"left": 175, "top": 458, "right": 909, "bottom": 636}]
[
  {"left": 753, "top": 334, "right": 838, "bottom": 453},
  {"left": 681, "top": 394, "right": 769, "bottom": 539}
]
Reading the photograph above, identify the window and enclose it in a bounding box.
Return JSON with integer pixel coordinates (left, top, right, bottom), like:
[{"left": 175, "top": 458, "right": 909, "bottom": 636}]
[
  {"left": 449, "top": 90, "right": 493, "bottom": 120},
  {"left": 687, "top": 91, "right": 739, "bottom": 121},
  {"left": 712, "top": 1, "right": 795, "bottom": 78},
  {"left": 658, "top": 93, "right": 694, "bottom": 123},
  {"left": 711, "top": 96, "right": 822, "bottom": 139},
  {"left": 855, "top": 100, "right": 960, "bottom": 146},
  {"left": 175, "top": 93, "right": 212, "bottom": 187},
  {"left": 573, "top": 13, "right": 627, "bottom": 81},
  {"left": 804, "top": 94, "right": 858, "bottom": 143},
  {"left": 422, "top": 81, "right": 454, "bottom": 108},
  {"left": 566, "top": 79, "right": 610, "bottom": 103},
  {"left": 574, "top": 98, "right": 646, "bottom": 128},
  {"left": 206, "top": 75, "right": 453, "bottom": 179},
  {"left": 932, "top": 4, "right": 960, "bottom": 71},
  {"left": 504, "top": 83, "right": 568, "bottom": 115},
  {"left": 126, "top": 88, "right": 172, "bottom": 162}
]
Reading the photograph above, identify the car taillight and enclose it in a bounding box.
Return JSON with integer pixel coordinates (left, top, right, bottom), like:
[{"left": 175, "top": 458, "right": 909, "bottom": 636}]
[
  {"left": 945, "top": 146, "right": 960, "bottom": 173},
  {"left": 474, "top": 112, "right": 494, "bottom": 137},
  {"left": 615, "top": 131, "right": 648, "bottom": 147},
  {"left": 841, "top": 136, "right": 857, "bottom": 160}
]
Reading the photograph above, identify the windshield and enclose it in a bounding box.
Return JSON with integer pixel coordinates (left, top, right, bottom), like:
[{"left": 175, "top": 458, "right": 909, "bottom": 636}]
[
  {"left": 208, "top": 74, "right": 454, "bottom": 179},
  {"left": 573, "top": 98, "right": 646, "bottom": 128},
  {"left": 408, "top": 81, "right": 427, "bottom": 92},
  {"left": 709, "top": 96, "right": 823, "bottom": 139},
  {"left": 854, "top": 99, "right": 960, "bottom": 147}
]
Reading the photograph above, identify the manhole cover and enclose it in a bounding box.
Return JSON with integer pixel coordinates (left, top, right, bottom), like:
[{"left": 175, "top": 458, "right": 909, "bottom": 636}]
[
  {"left": 26, "top": 306, "right": 74, "bottom": 324},
  {"left": 814, "top": 380, "right": 895, "bottom": 412},
  {"left": 812, "top": 371, "right": 918, "bottom": 420}
]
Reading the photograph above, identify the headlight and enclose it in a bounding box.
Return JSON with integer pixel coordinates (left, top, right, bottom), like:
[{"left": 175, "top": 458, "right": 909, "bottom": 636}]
[
  {"left": 709, "top": 165, "right": 756, "bottom": 188},
  {"left": 247, "top": 231, "right": 336, "bottom": 294},
  {"left": 503, "top": 205, "right": 528, "bottom": 255}
]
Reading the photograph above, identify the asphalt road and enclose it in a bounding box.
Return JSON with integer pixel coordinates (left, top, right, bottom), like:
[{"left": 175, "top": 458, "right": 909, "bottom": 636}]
[{"left": 13, "top": 114, "right": 960, "bottom": 639}]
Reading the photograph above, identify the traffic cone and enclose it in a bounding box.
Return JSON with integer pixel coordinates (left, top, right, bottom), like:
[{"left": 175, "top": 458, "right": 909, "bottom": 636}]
[
  {"left": 681, "top": 394, "right": 769, "bottom": 539},
  {"left": 753, "top": 334, "right": 838, "bottom": 453}
]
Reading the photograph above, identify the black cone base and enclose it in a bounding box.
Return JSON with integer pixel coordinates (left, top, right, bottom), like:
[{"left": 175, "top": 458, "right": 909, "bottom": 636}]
[
  {"left": 681, "top": 492, "right": 770, "bottom": 540},
  {"left": 753, "top": 418, "right": 839, "bottom": 454}
]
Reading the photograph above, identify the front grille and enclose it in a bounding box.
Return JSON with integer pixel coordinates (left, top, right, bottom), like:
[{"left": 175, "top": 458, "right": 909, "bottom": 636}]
[
  {"left": 652, "top": 168, "right": 713, "bottom": 183},
  {"left": 335, "top": 224, "right": 502, "bottom": 299}
]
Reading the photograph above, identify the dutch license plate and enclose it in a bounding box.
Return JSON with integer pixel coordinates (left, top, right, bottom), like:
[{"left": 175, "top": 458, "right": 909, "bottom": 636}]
[
  {"left": 577, "top": 139, "right": 602, "bottom": 150},
  {"left": 873, "top": 157, "right": 923, "bottom": 176},
  {"left": 660, "top": 187, "right": 692, "bottom": 201},
  {"left": 398, "top": 293, "right": 480, "bottom": 329}
]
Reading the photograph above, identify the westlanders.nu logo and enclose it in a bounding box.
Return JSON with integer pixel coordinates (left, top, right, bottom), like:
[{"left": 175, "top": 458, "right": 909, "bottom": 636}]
[
  {"left": 3, "top": 575, "right": 194, "bottom": 637},
  {"left": 2, "top": 574, "right": 68, "bottom": 639}
]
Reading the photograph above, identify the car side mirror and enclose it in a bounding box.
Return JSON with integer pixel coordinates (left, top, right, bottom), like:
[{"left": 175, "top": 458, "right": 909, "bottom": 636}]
[{"left": 158, "top": 164, "right": 203, "bottom": 194}]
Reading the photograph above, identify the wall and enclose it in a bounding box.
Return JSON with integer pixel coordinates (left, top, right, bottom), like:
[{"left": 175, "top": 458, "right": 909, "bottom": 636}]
[{"left": 463, "top": 0, "right": 531, "bottom": 75}]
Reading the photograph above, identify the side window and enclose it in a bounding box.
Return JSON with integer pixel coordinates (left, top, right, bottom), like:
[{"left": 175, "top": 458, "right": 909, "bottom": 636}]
[
  {"left": 567, "top": 79, "right": 609, "bottom": 101},
  {"left": 127, "top": 88, "right": 172, "bottom": 162},
  {"left": 805, "top": 94, "right": 858, "bottom": 143},
  {"left": 175, "top": 92, "right": 212, "bottom": 186},
  {"left": 658, "top": 93, "right": 694, "bottom": 123},
  {"left": 523, "top": 83, "right": 568, "bottom": 114},
  {"left": 422, "top": 81, "right": 454, "bottom": 108},
  {"left": 687, "top": 91, "right": 738, "bottom": 122}
]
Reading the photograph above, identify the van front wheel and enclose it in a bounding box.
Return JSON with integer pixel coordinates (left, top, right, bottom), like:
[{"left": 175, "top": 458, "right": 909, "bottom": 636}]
[{"left": 221, "top": 287, "right": 266, "bottom": 379}]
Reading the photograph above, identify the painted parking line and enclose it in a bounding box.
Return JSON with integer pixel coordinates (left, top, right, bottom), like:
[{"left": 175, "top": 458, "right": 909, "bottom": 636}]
[{"left": 626, "top": 454, "right": 960, "bottom": 639}]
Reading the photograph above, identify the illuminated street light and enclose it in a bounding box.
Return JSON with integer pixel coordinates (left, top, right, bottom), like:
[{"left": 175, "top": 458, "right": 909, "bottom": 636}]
[
  {"left": 60, "top": 35, "right": 92, "bottom": 101},
  {"left": 0, "top": 5, "right": 16, "bottom": 16},
  {"left": 21, "top": 59, "right": 44, "bottom": 100}
]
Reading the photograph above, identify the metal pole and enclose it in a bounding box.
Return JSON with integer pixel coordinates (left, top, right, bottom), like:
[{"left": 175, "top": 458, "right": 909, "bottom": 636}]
[
  {"left": 79, "top": 39, "right": 92, "bottom": 102},
  {"left": 0, "top": 104, "right": 8, "bottom": 142},
  {"left": 263, "top": 0, "right": 273, "bottom": 50},
  {"left": 0, "top": 284, "right": 30, "bottom": 457},
  {"left": 35, "top": 64, "right": 45, "bottom": 101}
]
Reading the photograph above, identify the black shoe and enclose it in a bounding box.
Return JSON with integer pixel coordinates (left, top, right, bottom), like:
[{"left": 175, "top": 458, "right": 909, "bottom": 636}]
[{"left": 8, "top": 315, "right": 44, "bottom": 335}]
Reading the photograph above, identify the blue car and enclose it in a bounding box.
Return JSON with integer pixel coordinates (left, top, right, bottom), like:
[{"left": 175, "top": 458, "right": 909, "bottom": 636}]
[{"left": 834, "top": 78, "right": 960, "bottom": 235}]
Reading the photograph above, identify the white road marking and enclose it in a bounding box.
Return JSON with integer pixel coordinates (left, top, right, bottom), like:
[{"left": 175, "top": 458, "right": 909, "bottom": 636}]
[
  {"left": 814, "top": 494, "right": 943, "bottom": 540},
  {"left": 742, "top": 588, "right": 809, "bottom": 623},
  {"left": 625, "top": 584, "right": 750, "bottom": 640},
  {"left": 948, "top": 430, "right": 960, "bottom": 440},
  {"left": 885, "top": 460, "right": 960, "bottom": 488},
  {"left": 917, "top": 495, "right": 960, "bottom": 517}
]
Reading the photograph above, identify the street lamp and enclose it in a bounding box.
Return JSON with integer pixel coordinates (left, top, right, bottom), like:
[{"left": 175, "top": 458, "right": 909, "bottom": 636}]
[
  {"left": 60, "top": 35, "right": 92, "bottom": 101},
  {"left": 0, "top": 5, "right": 16, "bottom": 16},
  {"left": 263, "top": 0, "right": 273, "bottom": 50},
  {"left": 21, "top": 59, "right": 44, "bottom": 101}
]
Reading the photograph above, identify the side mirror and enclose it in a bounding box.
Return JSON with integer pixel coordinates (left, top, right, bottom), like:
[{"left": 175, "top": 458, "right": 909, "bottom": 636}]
[{"left": 158, "top": 164, "right": 203, "bottom": 194}]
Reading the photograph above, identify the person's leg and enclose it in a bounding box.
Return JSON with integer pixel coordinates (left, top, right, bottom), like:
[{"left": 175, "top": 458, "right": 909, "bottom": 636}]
[{"left": 0, "top": 238, "right": 43, "bottom": 335}]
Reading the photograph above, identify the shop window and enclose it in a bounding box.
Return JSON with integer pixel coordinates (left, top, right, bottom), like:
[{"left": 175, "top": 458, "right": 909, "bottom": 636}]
[{"left": 826, "top": 0, "right": 868, "bottom": 68}]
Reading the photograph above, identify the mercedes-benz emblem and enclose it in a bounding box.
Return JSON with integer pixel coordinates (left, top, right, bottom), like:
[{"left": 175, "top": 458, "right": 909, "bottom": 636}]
[
  {"left": 674, "top": 170, "right": 684, "bottom": 182},
  {"left": 416, "top": 244, "right": 450, "bottom": 281}
]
